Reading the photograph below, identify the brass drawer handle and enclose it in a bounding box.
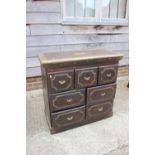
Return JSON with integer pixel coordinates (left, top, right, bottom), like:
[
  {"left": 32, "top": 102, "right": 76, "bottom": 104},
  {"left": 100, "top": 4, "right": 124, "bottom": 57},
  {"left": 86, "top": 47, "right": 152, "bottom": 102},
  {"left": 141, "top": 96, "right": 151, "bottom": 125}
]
[
  {"left": 98, "top": 107, "right": 103, "bottom": 112},
  {"left": 84, "top": 76, "right": 91, "bottom": 81},
  {"left": 100, "top": 92, "right": 106, "bottom": 96},
  {"left": 58, "top": 80, "right": 66, "bottom": 85},
  {"left": 66, "top": 98, "right": 73, "bottom": 103},
  {"left": 106, "top": 73, "right": 112, "bottom": 77},
  {"left": 67, "top": 116, "right": 73, "bottom": 121}
]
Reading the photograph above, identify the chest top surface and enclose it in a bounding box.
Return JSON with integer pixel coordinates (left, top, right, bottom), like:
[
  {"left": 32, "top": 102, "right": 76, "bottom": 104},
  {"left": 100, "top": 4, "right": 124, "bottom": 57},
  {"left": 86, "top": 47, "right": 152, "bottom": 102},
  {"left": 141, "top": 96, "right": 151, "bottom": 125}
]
[{"left": 38, "top": 49, "right": 123, "bottom": 65}]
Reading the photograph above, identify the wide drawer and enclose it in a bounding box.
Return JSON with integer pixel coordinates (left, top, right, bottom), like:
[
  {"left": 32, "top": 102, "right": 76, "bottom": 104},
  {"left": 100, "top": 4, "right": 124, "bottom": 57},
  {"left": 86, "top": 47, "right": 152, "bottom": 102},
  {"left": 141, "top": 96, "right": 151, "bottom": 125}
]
[
  {"left": 51, "top": 106, "right": 85, "bottom": 129},
  {"left": 47, "top": 70, "right": 74, "bottom": 93},
  {"left": 75, "top": 67, "right": 97, "bottom": 88},
  {"left": 87, "top": 83, "right": 116, "bottom": 105},
  {"left": 49, "top": 89, "right": 85, "bottom": 112},
  {"left": 98, "top": 65, "right": 118, "bottom": 85},
  {"left": 86, "top": 102, "right": 113, "bottom": 119}
]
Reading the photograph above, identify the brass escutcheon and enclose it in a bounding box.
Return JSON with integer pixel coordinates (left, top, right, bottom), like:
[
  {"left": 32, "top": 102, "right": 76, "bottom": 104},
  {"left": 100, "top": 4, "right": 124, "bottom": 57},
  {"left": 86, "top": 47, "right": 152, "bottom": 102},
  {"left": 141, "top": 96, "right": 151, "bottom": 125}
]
[
  {"left": 66, "top": 98, "right": 73, "bottom": 103},
  {"left": 84, "top": 76, "right": 91, "bottom": 81},
  {"left": 98, "top": 107, "right": 103, "bottom": 112},
  {"left": 100, "top": 92, "right": 106, "bottom": 96},
  {"left": 58, "top": 80, "right": 66, "bottom": 85},
  {"left": 106, "top": 73, "right": 112, "bottom": 77},
  {"left": 67, "top": 116, "right": 73, "bottom": 121}
]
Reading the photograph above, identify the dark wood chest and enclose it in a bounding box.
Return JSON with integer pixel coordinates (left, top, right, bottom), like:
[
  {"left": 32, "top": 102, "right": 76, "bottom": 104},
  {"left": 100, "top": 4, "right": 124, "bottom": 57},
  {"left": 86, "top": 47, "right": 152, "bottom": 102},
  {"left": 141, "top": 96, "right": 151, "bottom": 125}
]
[{"left": 38, "top": 49, "right": 123, "bottom": 134}]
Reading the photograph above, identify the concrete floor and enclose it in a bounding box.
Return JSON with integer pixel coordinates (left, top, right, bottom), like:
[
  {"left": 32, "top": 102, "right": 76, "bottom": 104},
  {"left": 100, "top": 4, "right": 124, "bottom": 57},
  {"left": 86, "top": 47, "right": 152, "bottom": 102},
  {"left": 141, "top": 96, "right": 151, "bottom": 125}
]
[{"left": 26, "top": 76, "right": 129, "bottom": 155}]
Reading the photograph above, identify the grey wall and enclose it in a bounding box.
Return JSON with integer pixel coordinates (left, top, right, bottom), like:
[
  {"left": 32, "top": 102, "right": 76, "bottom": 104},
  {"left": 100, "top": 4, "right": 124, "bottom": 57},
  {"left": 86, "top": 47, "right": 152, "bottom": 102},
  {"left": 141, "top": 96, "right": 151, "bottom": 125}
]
[{"left": 26, "top": 1, "right": 129, "bottom": 77}]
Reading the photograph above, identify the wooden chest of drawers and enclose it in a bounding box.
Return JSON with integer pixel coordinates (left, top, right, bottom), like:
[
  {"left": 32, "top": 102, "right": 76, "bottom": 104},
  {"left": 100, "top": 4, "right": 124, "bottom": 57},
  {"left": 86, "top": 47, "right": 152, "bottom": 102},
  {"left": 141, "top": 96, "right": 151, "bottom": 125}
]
[{"left": 38, "top": 49, "right": 123, "bottom": 134}]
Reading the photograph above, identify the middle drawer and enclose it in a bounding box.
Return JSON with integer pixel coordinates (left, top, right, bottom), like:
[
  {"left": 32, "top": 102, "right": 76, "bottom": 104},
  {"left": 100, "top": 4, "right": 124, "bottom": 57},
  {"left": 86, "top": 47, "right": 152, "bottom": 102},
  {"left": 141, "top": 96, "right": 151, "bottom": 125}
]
[
  {"left": 87, "top": 83, "right": 116, "bottom": 105},
  {"left": 49, "top": 89, "right": 85, "bottom": 112}
]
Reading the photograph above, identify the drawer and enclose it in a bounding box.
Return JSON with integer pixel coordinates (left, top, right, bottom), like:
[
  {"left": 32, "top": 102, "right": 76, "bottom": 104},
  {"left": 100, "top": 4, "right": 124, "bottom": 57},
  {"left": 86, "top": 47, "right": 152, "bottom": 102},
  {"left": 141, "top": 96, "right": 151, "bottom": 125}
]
[
  {"left": 48, "top": 70, "right": 74, "bottom": 93},
  {"left": 51, "top": 106, "right": 85, "bottom": 129},
  {"left": 87, "top": 83, "right": 116, "bottom": 105},
  {"left": 98, "top": 65, "right": 118, "bottom": 84},
  {"left": 86, "top": 102, "right": 113, "bottom": 119},
  {"left": 75, "top": 67, "right": 97, "bottom": 88},
  {"left": 49, "top": 89, "right": 85, "bottom": 112}
]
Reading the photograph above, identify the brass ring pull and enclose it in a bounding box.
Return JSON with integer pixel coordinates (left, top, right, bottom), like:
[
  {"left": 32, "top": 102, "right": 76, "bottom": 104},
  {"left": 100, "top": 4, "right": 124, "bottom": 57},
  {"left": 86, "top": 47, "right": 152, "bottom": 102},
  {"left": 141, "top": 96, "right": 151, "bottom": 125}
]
[
  {"left": 106, "top": 73, "right": 112, "bottom": 77},
  {"left": 58, "top": 80, "right": 66, "bottom": 85},
  {"left": 98, "top": 107, "right": 103, "bottom": 112},
  {"left": 101, "top": 92, "right": 106, "bottom": 96},
  {"left": 67, "top": 116, "right": 73, "bottom": 121},
  {"left": 66, "top": 98, "right": 73, "bottom": 103},
  {"left": 84, "top": 76, "right": 91, "bottom": 81}
]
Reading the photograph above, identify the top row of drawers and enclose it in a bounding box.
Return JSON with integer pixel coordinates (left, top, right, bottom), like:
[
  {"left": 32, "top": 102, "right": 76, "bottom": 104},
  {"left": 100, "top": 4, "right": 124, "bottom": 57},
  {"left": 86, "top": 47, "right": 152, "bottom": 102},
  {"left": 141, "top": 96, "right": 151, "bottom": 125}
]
[{"left": 47, "top": 65, "right": 118, "bottom": 94}]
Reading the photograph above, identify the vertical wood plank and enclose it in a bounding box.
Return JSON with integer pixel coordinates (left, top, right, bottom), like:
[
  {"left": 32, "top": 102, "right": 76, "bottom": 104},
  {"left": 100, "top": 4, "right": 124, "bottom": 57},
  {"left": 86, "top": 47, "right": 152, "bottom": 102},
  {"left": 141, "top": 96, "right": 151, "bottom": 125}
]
[
  {"left": 110, "top": 0, "right": 118, "bottom": 18},
  {"left": 118, "top": 0, "right": 126, "bottom": 18},
  {"left": 61, "top": 0, "right": 66, "bottom": 17}
]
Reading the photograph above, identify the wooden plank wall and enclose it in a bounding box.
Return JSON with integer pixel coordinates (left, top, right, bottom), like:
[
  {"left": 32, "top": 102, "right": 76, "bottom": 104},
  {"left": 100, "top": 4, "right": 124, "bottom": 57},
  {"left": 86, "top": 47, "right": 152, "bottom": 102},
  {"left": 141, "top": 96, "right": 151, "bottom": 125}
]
[{"left": 26, "top": 0, "right": 129, "bottom": 77}]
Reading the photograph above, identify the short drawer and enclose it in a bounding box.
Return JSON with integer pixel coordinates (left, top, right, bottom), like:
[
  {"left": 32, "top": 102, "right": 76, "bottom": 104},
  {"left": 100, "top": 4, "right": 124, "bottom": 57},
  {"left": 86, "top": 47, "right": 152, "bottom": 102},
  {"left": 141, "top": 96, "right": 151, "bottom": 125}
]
[
  {"left": 75, "top": 67, "right": 97, "bottom": 88},
  {"left": 86, "top": 102, "right": 113, "bottom": 119},
  {"left": 47, "top": 70, "right": 74, "bottom": 93},
  {"left": 87, "top": 83, "right": 116, "bottom": 105},
  {"left": 51, "top": 106, "right": 85, "bottom": 129},
  {"left": 49, "top": 89, "right": 85, "bottom": 112},
  {"left": 98, "top": 65, "right": 118, "bottom": 84}
]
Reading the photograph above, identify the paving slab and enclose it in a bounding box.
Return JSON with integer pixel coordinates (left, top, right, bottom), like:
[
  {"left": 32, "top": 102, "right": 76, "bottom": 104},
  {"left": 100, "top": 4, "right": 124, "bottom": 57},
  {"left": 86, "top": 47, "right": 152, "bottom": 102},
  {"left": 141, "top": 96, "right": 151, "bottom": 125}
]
[{"left": 26, "top": 76, "right": 129, "bottom": 155}]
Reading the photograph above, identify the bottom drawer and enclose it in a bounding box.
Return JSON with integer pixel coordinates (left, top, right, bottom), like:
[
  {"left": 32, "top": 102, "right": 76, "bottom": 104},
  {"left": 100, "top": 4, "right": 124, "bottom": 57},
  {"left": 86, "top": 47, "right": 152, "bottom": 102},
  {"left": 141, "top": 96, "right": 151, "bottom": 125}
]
[
  {"left": 86, "top": 102, "right": 113, "bottom": 119},
  {"left": 51, "top": 106, "right": 85, "bottom": 129}
]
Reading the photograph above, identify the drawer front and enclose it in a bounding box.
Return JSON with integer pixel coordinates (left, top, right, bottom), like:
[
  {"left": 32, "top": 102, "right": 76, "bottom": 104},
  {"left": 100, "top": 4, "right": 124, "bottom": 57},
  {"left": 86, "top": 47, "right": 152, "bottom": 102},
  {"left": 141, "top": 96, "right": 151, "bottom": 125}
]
[
  {"left": 75, "top": 67, "right": 97, "bottom": 88},
  {"left": 98, "top": 66, "right": 118, "bottom": 84},
  {"left": 87, "top": 84, "right": 116, "bottom": 105},
  {"left": 48, "top": 70, "right": 74, "bottom": 93},
  {"left": 50, "top": 89, "right": 85, "bottom": 112},
  {"left": 52, "top": 106, "right": 85, "bottom": 128},
  {"left": 86, "top": 102, "right": 113, "bottom": 119}
]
